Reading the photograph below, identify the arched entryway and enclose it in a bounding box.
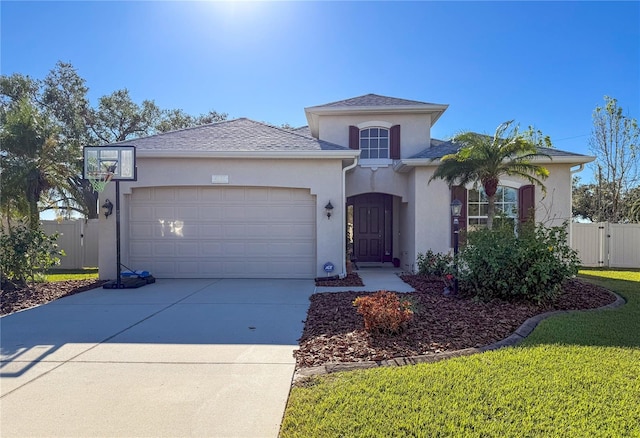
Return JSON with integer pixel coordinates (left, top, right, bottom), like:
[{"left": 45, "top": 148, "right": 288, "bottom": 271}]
[{"left": 347, "top": 193, "right": 393, "bottom": 263}]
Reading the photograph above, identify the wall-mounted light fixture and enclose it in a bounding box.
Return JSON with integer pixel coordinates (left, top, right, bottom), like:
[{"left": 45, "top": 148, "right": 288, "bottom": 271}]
[
  {"left": 325, "top": 201, "right": 334, "bottom": 219},
  {"left": 102, "top": 199, "right": 114, "bottom": 218}
]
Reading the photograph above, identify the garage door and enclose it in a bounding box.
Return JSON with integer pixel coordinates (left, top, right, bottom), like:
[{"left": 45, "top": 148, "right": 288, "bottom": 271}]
[{"left": 128, "top": 187, "right": 316, "bottom": 278}]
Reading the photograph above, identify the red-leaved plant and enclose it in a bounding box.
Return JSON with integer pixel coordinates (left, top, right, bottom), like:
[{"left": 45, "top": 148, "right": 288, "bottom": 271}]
[{"left": 353, "top": 290, "right": 414, "bottom": 334}]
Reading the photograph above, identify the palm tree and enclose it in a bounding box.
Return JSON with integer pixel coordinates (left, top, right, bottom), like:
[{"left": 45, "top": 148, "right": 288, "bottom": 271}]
[
  {"left": 1, "top": 98, "right": 80, "bottom": 229},
  {"left": 429, "top": 121, "right": 551, "bottom": 230}
]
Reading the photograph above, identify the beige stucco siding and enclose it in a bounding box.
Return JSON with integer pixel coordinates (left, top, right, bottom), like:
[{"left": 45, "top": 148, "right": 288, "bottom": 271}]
[
  {"left": 98, "top": 157, "right": 345, "bottom": 279},
  {"left": 316, "top": 114, "right": 431, "bottom": 159},
  {"left": 345, "top": 166, "right": 409, "bottom": 200},
  {"left": 535, "top": 164, "right": 573, "bottom": 227}
]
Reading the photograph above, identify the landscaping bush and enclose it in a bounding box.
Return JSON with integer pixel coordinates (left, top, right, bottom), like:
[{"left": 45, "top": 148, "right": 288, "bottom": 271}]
[
  {"left": 0, "top": 223, "right": 65, "bottom": 285},
  {"left": 459, "top": 222, "right": 580, "bottom": 303},
  {"left": 353, "top": 291, "right": 414, "bottom": 334},
  {"left": 416, "top": 249, "right": 454, "bottom": 276}
]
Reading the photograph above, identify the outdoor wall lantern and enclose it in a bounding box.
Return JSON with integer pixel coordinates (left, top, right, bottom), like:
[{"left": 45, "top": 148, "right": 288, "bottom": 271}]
[
  {"left": 325, "top": 201, "right": 334, "bottom": 219},
  {"left": 450, "top": 199, "right": 462, "bottom": 295},
  {"left": 102, "top": 199, "right": 114, "bottom": 219}
]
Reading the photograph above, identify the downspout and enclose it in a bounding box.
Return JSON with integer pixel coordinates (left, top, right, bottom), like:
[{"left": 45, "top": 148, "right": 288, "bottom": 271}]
[{"left": 342, "top": 156, "right": 359, "bottom": 277}]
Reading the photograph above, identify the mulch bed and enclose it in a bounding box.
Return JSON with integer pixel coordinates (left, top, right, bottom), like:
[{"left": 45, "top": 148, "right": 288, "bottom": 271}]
[
  {"left": 294, "top": 275, "right": 617, "bottom": 369},
  {"left": 1, "top": 279, "right": 107, "bottom": 316},
  {"left": 315, "top": 272, "right": 364, "bottom": 287}
]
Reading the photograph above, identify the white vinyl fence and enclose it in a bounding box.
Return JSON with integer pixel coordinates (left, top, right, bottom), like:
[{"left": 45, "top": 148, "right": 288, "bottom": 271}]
[
  {"left": 571, "top": 222, "right": 640, "bottom": 269},
  {"left": 41, "top": 219, "right": 99, "bottom": 270}
]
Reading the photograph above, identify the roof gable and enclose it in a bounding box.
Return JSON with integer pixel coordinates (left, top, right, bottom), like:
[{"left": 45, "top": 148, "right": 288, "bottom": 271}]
[
  {"left": 310, "top": 93, "right": 442, "bottom": 108},
  {"left": 304, "top": 94, "right": 449, "bottom": 138}
]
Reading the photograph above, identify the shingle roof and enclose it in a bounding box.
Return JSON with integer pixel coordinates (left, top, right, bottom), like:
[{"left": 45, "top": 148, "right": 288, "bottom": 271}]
[
  {"left": 410, "top": 140, "right": 591, "bottom": 160},
  {"left": 310, "top": 93, "right": 441, "bottom": 108},
  {"left": 292, "top": 126, "right": 312, "bottom": 137},
  {"left": 110, "top": 118, "right": 348, "bottom": 152}
]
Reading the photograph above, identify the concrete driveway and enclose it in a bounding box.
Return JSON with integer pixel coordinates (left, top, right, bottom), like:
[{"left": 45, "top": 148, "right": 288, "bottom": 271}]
[{"left": 0, "top": 279, "right": 315, "bottom": 437}]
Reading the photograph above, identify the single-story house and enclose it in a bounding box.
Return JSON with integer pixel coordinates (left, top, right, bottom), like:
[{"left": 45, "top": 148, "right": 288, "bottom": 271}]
[{"left": 96, "top": 94, "right": 594, "bottom": 280}]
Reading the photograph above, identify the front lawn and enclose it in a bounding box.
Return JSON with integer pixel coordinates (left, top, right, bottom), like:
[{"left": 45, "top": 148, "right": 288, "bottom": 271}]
[
  {"left": 45, "top": 268, "right": 99, "bottom": 282},
  {"left": 280, "top": 269, "right": 640, "bottom": 437}
]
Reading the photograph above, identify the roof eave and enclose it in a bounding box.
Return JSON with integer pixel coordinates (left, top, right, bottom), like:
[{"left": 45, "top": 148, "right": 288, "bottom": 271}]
[
  {"left": 394, "top": 154, "right": 596, "bottom": 172},
  {"left": 136, "top": 149, "right": 360, "bottom": 159}
]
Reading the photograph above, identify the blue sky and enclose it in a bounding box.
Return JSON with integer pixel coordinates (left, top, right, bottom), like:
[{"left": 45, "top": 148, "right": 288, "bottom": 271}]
[{"left": 2, "top": 1, "right": 639, "bottom": 184}]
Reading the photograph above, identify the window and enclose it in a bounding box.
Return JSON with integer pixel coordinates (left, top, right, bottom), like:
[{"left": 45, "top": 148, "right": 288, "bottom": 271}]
[
  {"left": 359, "top": 128, "right": 389, "bottom": 159},
  {"left": 467, "top": 186, "right": 518, "bottom": 229}
]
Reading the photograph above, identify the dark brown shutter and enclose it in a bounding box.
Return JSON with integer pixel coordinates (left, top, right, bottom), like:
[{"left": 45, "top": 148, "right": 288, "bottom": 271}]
[
  {"left": 451, "top": 185, "right": 467, "bottom": 247},
  {"left": 390, "top": 125, "right": 401, "bottom": 159},
  {"left": 518, "top": 185, "right": 535, "bottom": 223},
  {"left": 349, "top": 126, "right": 359, "bottom": 150}
]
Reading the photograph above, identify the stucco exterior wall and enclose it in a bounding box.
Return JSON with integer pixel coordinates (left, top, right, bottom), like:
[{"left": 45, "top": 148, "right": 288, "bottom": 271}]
[
  {"left": 535, "top": 164, "right": 574, "bottom": 228},
  {"left": 316, "top": 113, "right": 431, "bottom": 159},
  {"left": 345, "top": 166, "right": 409, "bottom": 200},
  {"left": 412, "top": 167, "right": 452, "bottom": 256},
  {"left": 98, "top": 157, "right": 345, "bottom": 279}
]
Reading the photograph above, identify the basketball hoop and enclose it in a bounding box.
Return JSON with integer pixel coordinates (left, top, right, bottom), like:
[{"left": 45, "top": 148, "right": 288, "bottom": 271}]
[{"left": 86, "top": 158, "right": 117, "bottom": 192}]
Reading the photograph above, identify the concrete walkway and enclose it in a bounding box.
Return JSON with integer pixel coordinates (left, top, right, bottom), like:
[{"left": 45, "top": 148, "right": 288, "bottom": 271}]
[
  {"left": 0, "top": 279, "right": 315, "bottom": 438},
  {"left": 315, "top": 266, "right": 415, "bottom": 293}
]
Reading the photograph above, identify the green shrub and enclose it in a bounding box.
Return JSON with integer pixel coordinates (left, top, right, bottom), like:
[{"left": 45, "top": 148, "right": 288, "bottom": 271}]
[
  {"left": 353, "top": 291, "right": 414, "bottom": 334},
  {"left": 1, "top": 223, "right": 65, "bottom": 285},
  {"left": 459, "top": 222, "right": 580, "bottom": 303},
  {"left": 416, "top": 249, "right": 454, "bottom": 276}
]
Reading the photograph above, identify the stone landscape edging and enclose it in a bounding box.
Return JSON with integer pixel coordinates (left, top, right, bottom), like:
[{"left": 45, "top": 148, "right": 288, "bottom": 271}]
[{"left": 293, "top": 291, "right": 626, "bottom": 383}]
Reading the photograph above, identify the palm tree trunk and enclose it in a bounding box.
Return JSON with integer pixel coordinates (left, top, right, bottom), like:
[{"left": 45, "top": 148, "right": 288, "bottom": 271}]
[{"left": 487, "top": 195, "right": 496, "bottom": 230}]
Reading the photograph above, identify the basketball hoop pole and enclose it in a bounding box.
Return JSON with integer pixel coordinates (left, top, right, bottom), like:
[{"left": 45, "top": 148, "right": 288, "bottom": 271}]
[{"left": 116, "top": 180, "right": 122, "bottom": 289}]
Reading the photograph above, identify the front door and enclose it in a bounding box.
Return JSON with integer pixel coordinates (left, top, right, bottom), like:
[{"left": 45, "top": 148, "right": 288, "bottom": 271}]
[{"left": 350, "top": 193, "right": 392, "bottom": 263}]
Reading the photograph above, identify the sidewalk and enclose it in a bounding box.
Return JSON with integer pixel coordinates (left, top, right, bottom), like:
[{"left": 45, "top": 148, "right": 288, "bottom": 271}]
[{"left": 315, "top": 266, "right": 415, "bottom": 293}]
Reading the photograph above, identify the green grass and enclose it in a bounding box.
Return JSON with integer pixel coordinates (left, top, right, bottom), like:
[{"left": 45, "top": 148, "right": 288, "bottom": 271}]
[
  {"left": 520, "top": 268, "right": 640, "bottom": 348},
  {"left": 281, "top": 269, "right": 640, "bottom": 438},
  {"left": 44, "top": 268, "right": 99, "bottom": 282}
]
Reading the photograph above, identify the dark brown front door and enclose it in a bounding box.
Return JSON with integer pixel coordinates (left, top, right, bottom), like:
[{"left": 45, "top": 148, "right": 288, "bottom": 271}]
[{"left": 350, "top": 193, "right": 392, "bottom": 263}]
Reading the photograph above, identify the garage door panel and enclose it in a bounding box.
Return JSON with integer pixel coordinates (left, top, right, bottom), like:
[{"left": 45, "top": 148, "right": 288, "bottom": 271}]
[
  {"left": 153, "top": 206, "right": 175, "bottom": 219},
  {"left": 200, "top": 224, "right": 224, "bottom": 238},
  {"left": 176, "top": 242, "right": 199, "bottom": 256},
  {"left": 130, "top": 223, "right": 153, "bottom": 238},
  {"left": 245, "top": 188, "right": 270, "bottom": 201},
  {"left": 175, "top": 207, "right": 199, "bottom": 220},
  {"left": 176, "top": 261, "right": 199, "bottom": 275},
  {"left": 198, "top": 207, "right": 222, "bottom": 221},
  {"left": 176, "top": 188, "right": 199, "bottom": 201},
  {"left": 223, "top": 242, "right": 246, "bottom": 256},
  {"left": 152, "top": 188, "right": 177, "bottom": 201},
  {"left": 129, "top": 187, "right": 316, "bottom": 278},
  {"left": 200, "top": 189, "right": 223, "bottom": 201},
  {"left": 131, "top": 188, "right": 152, "bottom": 201},
  {"left": 131, "top": 242, "right": 152, "bottom": 255},
  {"left": 223, "top": 187, "right": 248, "bottom": 201},
  {"left": 201, "top": 242, "right": 223, "bottom": 256},
  {"left": 131, "top": 206, "right": 154, "bottom": 221}
]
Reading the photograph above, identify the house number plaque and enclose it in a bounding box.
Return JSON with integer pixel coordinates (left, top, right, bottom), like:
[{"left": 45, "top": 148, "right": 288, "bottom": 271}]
[{"left": 211, "top": 175, "right": 229, "bottom": 184}]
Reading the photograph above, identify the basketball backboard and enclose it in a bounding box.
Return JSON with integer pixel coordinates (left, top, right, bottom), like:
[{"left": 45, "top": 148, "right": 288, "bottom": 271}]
[{"left": 83, "top": 146, "right": 137, "bottom": 181}]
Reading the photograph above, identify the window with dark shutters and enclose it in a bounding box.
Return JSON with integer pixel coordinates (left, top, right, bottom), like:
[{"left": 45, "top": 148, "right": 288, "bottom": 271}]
[{"left": 349, "top": 124, "right": 399, "bottom": 160}]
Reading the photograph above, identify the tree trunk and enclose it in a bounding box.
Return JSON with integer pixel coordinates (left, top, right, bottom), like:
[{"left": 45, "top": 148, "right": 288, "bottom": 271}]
[{"left": 487, "top": 194, "right": 496, "bottom": 230}]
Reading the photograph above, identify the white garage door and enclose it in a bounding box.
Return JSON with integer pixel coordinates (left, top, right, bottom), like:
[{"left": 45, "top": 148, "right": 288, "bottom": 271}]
[{"left": 128, "top": 187, "right": 316, "bottom": 278}]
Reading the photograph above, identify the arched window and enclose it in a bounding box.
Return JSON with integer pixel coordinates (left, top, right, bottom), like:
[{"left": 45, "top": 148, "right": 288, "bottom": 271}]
[{"left": 359, "top": 128, "right": 389, "bottom": 159}]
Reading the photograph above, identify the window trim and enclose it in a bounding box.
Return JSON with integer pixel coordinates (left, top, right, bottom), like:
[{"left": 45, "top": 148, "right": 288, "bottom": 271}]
[
  {"left": 467, "top": 185, "right": 519, "bottom": 229},
  {"left": 358, "top": 124, "right": 392, "bottom": 166}
]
